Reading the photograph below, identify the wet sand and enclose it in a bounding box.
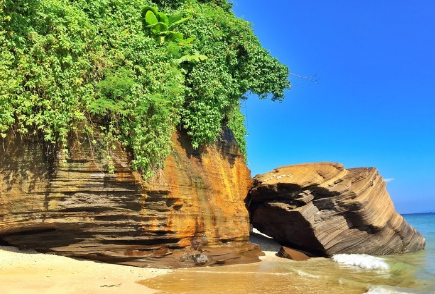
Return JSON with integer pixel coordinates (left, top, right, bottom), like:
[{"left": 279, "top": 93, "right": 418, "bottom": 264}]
[
  {"left": 0, "top": 246, "right": 169, "bottom": 294},
  {"left": 140, "top": 231, "right": 368, "bottom": 294}
]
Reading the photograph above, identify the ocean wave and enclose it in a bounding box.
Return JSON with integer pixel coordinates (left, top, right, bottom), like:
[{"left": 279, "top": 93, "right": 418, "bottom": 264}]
[{"left": 332, "top": 254, "right": 390, "bottom": 270}]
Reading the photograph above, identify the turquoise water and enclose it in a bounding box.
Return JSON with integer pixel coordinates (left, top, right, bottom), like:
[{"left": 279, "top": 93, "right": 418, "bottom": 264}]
[
  {"left": 142, "top": 213, "right": 435, "bottom": 294},
  {"left": 393, "top": 213, "right": 435, "bottom": 292},
  {"left": 357, "top": 212, "right": 435, "bottom": 293}
]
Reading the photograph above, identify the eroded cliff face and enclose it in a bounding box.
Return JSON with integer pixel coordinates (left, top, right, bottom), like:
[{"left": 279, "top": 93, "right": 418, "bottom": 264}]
[
  {"left": 248, "top": 163, "right": 426, "bottom": 257},
  {"left": 0, "top": 128, "right": 260, "bottom": 267}
]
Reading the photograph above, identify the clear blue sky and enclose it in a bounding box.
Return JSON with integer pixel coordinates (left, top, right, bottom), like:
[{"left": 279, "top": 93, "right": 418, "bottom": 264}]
[{"left": 232, "top": 1, "right": 435, "bottom": 214}]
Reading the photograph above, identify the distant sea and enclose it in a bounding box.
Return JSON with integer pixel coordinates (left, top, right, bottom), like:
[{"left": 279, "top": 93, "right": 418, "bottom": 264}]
[{"left": 142, "top": 213, "right": 435, "bottom": 294}]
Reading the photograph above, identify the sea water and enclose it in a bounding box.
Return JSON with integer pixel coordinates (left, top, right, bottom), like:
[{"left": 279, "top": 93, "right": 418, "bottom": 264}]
[{"left": 141, "top": 213, "right": 435, "bottom": 294}]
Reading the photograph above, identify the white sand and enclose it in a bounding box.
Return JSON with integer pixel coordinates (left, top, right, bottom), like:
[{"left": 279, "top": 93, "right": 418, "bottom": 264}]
[
  {"left": 0, "top": 246, "right": 170, "bottom": 294},
  {"left": 249, "top": 228, "right": 281, "bottom": 259}
]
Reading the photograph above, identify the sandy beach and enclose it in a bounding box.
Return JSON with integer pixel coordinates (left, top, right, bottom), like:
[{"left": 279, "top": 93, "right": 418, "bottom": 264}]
[
  {"left": 0, "top": 246, "right": 170, "bottom": 294},
  {"left": 0, "top": 230, "right": 278, "bottom": 294},
  {"left": 2, "top": 230, "right": 418, "bottom": 294}
]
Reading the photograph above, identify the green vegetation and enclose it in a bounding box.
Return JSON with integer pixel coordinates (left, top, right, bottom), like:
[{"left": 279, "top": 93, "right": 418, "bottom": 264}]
[{"left": 0, "top": 0, "right": 289, "bottom": 177}]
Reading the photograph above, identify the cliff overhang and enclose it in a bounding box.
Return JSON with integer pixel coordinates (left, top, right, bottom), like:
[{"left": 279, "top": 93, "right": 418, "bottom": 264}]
[{"left": 0, "top": 127, "right": 261, "bottom": 268}]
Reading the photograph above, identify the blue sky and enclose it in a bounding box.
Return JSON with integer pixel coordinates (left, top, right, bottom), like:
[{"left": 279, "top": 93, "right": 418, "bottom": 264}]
[{"left": 232, "top": 1, "right": 435, "bottom": 214}]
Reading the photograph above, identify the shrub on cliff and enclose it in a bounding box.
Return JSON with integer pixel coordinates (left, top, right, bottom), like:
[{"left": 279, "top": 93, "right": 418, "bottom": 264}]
[{"left": 0, "top": 0, "right": 289, "bottom": 177}]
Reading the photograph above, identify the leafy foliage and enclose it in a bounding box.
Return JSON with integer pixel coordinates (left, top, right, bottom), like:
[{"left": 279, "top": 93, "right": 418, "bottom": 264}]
[
  {"left": 142, "top": 6, "right": 191, "bottom": 45},
  {"left": 0, "top": 0, "right": 289, "bottom": 177},
  {"left": 177, "top": 2, "right": 290, "bottom": 148},
  {"left": 150, "top": 0, "right": 232, "bottom": 12}
]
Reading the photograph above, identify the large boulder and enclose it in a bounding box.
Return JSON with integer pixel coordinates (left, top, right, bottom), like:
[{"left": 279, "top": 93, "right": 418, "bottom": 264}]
[
  {"left": 0, "top": 127, "right": 261, "bottom": 267},
  {"left": 247, "top": 163, "right": 426, "bottom": 257}
]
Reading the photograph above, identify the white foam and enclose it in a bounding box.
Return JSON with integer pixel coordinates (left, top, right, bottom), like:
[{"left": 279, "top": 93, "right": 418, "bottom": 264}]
[
  {"left": 365, "top": 285, "right": 424, "bottom": 294},
  {"left": 332, "top": 254, "right": 390, "bottom": 270},
  {"left": 296, "top": 270, "right": 322, "bottom": 279}
]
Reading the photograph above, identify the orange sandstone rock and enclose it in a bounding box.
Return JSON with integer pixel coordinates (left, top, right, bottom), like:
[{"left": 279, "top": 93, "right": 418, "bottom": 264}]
[
  {"left": 248, "top": 163, "right": 426, "bottom": 256},
  {"left": 0, "top": 128, "right": 260, "bottom": 267}
]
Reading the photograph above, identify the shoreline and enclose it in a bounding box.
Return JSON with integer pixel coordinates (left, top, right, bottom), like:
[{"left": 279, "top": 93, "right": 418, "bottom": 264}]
[
  {"left": 1, "top": 225, "right": 432, "bottom": 294},
  {"left": 0, "top": 245, "right": 285, "bottom": 294}
]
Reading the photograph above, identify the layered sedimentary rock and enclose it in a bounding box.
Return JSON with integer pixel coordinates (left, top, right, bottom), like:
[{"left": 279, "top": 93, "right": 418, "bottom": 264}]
[
  {"left": 0, "top": 127, "right": 260, "bottom": 267},
  {"left": 248, "top": 163, "right": 426, "bottom": 256}
]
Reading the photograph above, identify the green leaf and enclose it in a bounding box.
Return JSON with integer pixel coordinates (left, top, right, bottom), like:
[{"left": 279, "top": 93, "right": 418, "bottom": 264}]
[
  {"left": 168, "top": 12, "right": 183, "bottom": 25},
  {"left": 157, "top": 12, "right": 169, "bottom": 26},
  {"left": 149, "top": 22, "right": 168, "bottom": 34},
  {"left": 145, "top": 10, "right": 158, "bottom": 26},
  {"left": 168, "top": 17, "right": 190, "bottom": 30},
  {"left": 142, "top": 6, "right": 159, "bottom": 18}
]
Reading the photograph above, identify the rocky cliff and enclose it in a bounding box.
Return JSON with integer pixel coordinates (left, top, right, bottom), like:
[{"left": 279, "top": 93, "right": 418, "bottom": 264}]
[
  {"left": 248, "top": 162, "right": 426, "bottom": 256},
  {"left": 0, "top": 128, "right": 261, "bottom": 268}
]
